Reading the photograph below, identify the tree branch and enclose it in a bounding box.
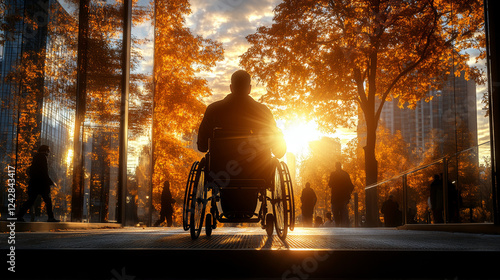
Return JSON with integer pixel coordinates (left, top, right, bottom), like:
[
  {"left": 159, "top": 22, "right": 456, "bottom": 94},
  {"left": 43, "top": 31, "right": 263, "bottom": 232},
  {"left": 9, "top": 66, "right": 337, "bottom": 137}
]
[{"left": 375, "top": 2, "right": 439, "bottom": 121}]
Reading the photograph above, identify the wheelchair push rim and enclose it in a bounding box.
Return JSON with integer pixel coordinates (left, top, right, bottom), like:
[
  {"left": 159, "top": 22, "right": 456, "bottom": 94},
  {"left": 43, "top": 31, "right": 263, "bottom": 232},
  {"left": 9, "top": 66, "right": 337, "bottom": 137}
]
[
  {"left": 281, "top": 161, "right": 295, "bottom": 231},
  {"left": 183, "top": 159, "right": 207, "bottom": 240},
  {"left": 191, "top": 158, "right": 207, "bottom": 239},
  {"left": 272, "top": 159, "right": 288, "bottom": 240},
  {"left": 183, "top": 161, "right": 199, "bottom": 231}
]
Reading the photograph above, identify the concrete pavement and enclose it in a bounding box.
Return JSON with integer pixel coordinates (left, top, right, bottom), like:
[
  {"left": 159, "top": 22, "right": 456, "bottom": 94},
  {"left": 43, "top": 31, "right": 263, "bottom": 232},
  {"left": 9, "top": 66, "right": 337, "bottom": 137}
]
[
  {"left": 7, "top": 226, "right": 500, "bottom": 250},
  {"left": 2, "top": 227, "right": 500, "bottom": 279}
]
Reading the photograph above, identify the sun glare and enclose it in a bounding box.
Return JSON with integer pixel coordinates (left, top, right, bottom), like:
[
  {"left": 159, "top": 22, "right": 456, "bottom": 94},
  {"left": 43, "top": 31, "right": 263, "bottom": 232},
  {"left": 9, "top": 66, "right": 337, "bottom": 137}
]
[{"left": 278, "top": 119, "right": 323, "bottom": 158}]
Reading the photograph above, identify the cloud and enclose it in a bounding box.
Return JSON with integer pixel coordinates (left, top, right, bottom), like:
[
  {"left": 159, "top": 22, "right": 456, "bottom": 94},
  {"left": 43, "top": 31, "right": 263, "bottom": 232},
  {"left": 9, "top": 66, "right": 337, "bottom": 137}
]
[
  {"left": 187, "top": 0, "right": 281, "bottom": 103},
  {"left": 132, "top": 20, "right": 154, "bottom": 74}
]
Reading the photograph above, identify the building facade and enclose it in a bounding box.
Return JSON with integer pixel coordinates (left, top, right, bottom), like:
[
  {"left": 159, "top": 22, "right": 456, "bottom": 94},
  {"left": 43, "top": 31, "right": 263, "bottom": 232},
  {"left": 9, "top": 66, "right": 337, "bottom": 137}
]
[
  {"left": 0, "top": 0, "right": 77, "bottom": 220},
  {"left": 379, "top": 72, "right": 478, "bottom": 159}
]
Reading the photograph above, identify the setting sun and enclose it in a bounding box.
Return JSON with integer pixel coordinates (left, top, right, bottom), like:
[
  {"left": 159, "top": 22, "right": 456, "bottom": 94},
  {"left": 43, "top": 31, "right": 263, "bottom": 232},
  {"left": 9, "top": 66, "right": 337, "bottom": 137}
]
[{"left": 278, "top": 119, "right": 323, "bottom": 158}]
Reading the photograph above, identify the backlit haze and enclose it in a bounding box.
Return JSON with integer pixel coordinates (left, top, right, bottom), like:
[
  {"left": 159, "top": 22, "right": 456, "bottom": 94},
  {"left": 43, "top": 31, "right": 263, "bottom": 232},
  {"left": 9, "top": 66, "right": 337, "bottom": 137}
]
[
  {"left": 185, "top": 0, "right": 356, "bottom": 158},
  {"left": 132, "top": 0, "right": 488, "bottom": 164}
]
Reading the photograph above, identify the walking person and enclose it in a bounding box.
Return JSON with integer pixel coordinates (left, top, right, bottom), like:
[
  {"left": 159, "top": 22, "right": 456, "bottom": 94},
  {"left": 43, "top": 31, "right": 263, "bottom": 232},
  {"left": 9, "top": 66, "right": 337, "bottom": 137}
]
[
  {"left": 323, "top": 212, "right": 335, "bottom": 227},
  {"left": 381, "top": 195, "right": 401, "bottom": 227},
  {"left": 16, "top": 145, "right": 59, "bottom": 222},
  {"left": 329, "top": 162, "right": 354, "bottom": 227},
  {"left": 430, "top": 174, "right": 444, "bottom": 223},
  {"left": 154, "top": 181, "right": 176, "bottom": 227},
  {"left": 300, "top": 182, "right": 317, "bottom": 227}
]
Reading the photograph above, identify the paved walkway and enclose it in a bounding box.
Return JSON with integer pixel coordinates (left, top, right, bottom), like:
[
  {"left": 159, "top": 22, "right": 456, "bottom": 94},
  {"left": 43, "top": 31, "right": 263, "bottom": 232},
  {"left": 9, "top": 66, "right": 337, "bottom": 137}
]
[
  {"left": 3, "top": 227, "right": 500, "bottom": 279},
  {"left": 9, "top": 226, "right": 500, "bottom": 250}
]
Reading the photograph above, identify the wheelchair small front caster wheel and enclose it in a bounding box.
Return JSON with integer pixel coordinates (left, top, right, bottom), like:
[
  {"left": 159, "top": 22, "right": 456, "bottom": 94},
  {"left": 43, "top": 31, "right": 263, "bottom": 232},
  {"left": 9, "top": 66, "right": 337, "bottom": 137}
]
[{"left": 265, "top": 213, "right": 274, "bottom": 237}]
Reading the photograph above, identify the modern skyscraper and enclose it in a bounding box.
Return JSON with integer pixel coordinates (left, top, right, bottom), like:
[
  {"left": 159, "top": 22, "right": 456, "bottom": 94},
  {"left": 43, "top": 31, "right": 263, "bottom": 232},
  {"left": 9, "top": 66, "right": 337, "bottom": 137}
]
[{"left": 378, "top": 72, "right": 478, "bottom": 159}]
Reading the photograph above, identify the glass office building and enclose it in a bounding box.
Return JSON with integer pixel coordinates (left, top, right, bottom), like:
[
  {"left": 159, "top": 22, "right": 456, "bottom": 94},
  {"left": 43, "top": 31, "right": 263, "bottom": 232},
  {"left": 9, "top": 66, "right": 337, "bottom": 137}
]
[{"left": 0, "top": 0, "right": 152, "bottom": 224}]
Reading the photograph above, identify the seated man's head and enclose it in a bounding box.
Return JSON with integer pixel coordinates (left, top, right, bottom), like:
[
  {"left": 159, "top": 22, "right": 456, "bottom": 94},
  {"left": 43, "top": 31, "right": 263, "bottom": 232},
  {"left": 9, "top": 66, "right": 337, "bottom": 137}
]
[
  {"left": 335, "top": 161, "right": 342, "bottom": 170},
  {"left": 230, "top": 70, "right": 251, "bottom": 95}
]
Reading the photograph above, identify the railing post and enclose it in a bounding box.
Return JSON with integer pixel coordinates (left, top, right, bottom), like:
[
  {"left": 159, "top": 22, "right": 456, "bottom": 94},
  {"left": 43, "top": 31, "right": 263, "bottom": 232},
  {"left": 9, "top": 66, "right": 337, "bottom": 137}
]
[{"left": 402, "top": 174, "right": 408, "bottom": 225}]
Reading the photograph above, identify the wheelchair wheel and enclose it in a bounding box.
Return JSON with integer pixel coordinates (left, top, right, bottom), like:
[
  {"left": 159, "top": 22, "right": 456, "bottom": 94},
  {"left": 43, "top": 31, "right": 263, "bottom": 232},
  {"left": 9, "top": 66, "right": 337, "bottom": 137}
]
[
  {"left": 189, "top": 158, "right": 207, "bottom": 240},
  {"left": 272, "top": 160, "right": 288, "bottom": 240},
  {"left": 281, "top": 162, "right": 295, "bottom": 231},
  {"left": 183, "top": 161, "right": 199, "bottom": 231}
]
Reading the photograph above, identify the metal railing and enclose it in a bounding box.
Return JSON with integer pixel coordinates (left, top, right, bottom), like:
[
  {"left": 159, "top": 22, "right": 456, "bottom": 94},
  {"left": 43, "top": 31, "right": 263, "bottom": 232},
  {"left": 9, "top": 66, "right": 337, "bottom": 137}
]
[{"left": 364, "top": 142, "right": 492, "bottom": 226}]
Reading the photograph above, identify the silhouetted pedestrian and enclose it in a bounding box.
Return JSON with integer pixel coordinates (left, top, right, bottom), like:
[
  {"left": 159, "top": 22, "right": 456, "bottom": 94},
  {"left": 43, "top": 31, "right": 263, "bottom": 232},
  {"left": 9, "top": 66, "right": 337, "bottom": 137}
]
[
  {"left": 323, "top": 212, "right": 334, "bottom": 227},
  {"left": 17, "top": 145, "right": 59, "bottom": 222},
  {"left": 430, "top": 174, "right": 444, "bottom": 223},
  {"left": 126, "top": 193, "right": 139, "bottom": 226},
  {"left": 381, "top": 195, "right": 401, "bottom": 227},
  {"left": 314, "top": 216, "right": 323, "bottom": 227},
  {"left": 407, "top": 206, "right": 417, "bottom": 224},
  {"left": 155, "top": 181, "right": 176, "bottom": 227},
  {"left": 301, "top": 182, "right": 317, "bottom": 227},
  {"left": 329, "top": 162, "right": 354, "bottom": 227},
  {"left": 447, "top": 180, "right": 460, "bottom": 223}
]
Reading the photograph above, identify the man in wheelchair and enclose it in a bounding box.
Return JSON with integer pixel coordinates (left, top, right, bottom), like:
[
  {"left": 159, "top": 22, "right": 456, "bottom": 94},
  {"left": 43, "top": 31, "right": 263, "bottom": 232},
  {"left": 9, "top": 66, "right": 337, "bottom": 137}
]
[{"left": 197, "top": 70, "right": 286, "bottom": 219}]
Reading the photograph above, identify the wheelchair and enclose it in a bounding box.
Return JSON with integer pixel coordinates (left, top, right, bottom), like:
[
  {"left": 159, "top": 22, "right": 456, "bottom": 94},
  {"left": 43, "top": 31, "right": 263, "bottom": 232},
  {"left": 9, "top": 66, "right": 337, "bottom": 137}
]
[{"left": 183, "top": 128, "right": 295, "bottom": 240}]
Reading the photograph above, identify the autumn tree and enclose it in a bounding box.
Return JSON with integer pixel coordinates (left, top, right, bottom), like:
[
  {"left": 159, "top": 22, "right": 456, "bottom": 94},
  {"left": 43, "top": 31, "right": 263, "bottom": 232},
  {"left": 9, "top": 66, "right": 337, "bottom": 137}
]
[
  {"left": 241, "top": 0, "right": 485, "bottom": 225},
  {"left": 152, "top": 0, "right": 223, "bottom": 225}
]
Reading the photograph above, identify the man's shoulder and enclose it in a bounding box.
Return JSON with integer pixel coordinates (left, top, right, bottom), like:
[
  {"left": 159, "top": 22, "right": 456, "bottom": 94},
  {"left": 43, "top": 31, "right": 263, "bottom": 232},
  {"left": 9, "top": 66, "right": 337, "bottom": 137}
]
[
  {"left": 235, "top": 94, "right": 272, "bottom": 113},
  {"left": 204, "top": 97, "right": 229, "bottom": 115},
  {"left": 252, "top": 98, "right": 272, "bottom": 112},
  {"left": 206, "top": 97, "right": 227, "bottom": 109}
]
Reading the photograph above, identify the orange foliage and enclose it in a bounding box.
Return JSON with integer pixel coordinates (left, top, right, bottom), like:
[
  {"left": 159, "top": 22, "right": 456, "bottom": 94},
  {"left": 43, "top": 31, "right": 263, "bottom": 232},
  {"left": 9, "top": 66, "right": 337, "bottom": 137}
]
[
  {"left": 241, "top": 0, "right": 485, "bottom": 187},
  {"left": 1, "top": 0, "right": 152, "bottom": 220},
  {"left": 152, "top": 0, "right": 223, "bottom": 225},
  {"left": 5, "top": 50, "right": 47, "bottom": 203},
  {"left": 343, "top": 125, "right": 413, "bottom": 223}
]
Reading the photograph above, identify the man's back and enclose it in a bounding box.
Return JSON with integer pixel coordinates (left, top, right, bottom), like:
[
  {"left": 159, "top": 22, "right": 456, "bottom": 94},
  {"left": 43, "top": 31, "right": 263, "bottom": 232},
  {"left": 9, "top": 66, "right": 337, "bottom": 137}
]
[
  {"left": 197, "top": 93, "right": 276, "bottom": 151},
  {"left": 198, "top": 93, "right": 285, "bottom": 159}
]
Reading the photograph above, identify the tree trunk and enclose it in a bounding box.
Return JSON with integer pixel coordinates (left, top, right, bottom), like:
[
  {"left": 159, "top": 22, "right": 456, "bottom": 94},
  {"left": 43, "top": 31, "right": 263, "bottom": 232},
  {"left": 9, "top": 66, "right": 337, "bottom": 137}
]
[{"left": 364, "top": 104, "right": 380, "bottom": 226}]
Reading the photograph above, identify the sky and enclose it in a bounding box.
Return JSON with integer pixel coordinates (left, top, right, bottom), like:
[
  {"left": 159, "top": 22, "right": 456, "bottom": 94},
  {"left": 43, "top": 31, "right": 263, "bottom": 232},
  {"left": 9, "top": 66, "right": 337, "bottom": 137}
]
[
  {"left": 184, "top": 0, "right": 358, "bottom": 151},
  {"left": 133, "top": 0, "right": 281, "bottom": 102},
  {"left": 185, "top": 0, "right": 281, "bottom": 102},
  {"left": 184, "top": 0, "right": 490, "bottom": 155},
  {"left": 131, "top": 0, "right": 356, "bottom": 156},
  {"left": 132, "top": 0, "right": 490, "bottom": 159}
]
